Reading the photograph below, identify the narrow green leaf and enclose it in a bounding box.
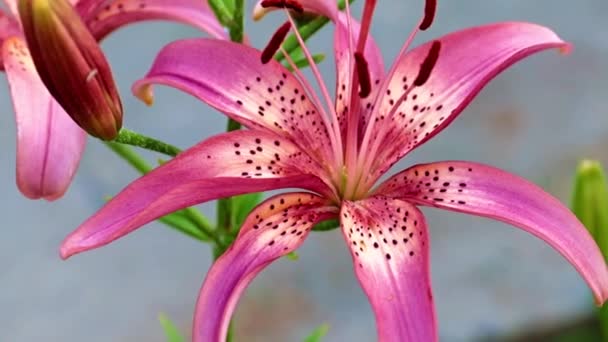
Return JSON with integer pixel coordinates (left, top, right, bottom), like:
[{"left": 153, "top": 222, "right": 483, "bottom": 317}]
[
  {"left": 231, "top": 192, "right": 263, "bottom": 230},
  {"left": 304, "top": 323, "right": 330, "bottom": 342},
  {"left": 571, "top": 159, "right": 608, "bottom": 341},
  {"left": 286, "top": 251, "right": 299, "bottom": 261},
  {"left": 158, "top": 210, "right": 209, "bottom": 242},
  {"left": 285, "top": 54, "right": 326, "bottom": 72},
  {"left": 571, "top": 160, "right": 608, "bottom": 254},
  {"left": 158, "top": 313, "right": 185, "bottom": 342},
  {"left": 207, "top": 0, "right": 234, "bottom": 26},
  {"left": 312, "top": 219, "right": 339, "bottom": 232}
]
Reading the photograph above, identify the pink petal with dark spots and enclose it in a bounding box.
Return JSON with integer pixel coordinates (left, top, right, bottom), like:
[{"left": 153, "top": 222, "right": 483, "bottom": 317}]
[
  {"left": 60, "top": 130, "right": 332, "bottom": 259},
  {"left": 376, "top": 161, "right": 608, "bottom": 304},
  {"left": 341, "top": 197, "right": 437, "bottom": 341},
  {"left": 133, "top": 38, "right": 337, "bottom": 165},
  {"left": 194, "top": 192, "right": 337, "bottom": 342},
  {"left": 364, "top": 22, "right": 569, "bottom": 182},
  {"left": 83, "top": 0, "right": 227, "bottom": 40},
  {"left": 2, "top": 37, "right": 86, "bottom": 200}
]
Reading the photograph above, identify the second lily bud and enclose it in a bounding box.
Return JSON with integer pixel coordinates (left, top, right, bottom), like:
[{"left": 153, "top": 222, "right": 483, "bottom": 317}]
[{"left": 18, "top": 0, "right": 122, "bottom": 140}]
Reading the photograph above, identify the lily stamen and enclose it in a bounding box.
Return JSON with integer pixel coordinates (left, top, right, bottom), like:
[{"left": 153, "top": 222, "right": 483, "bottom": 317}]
[
  {"left": 414, "top": 40, "right": 441, "bottom": 87},
  {"left": 354, "top": 52, "right": 372, "bottom": 98},
  {"left": 260, "top": 0, "right": 304, "bottom": 13},
  {"left": 282, "top": 9, "right": 344, "bottom": 171},
  {"left": 419, "top": 0, "right": 438, "bottom": 31},
  {"left": 261, "top": 21, "right": 291, "bottom": 64}
]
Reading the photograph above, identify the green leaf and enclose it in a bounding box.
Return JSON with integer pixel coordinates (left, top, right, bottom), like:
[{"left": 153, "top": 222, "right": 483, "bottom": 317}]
[
  {"left": 304, "top": 323, "right": 330, "bottom": 342},
  {"left": 571, "top": 160, "right": 608, "bottom": 254},
  {"left": 312, "top": 219, "right": 339, "bottom": 232},
  {"left": 285, "top": 53, "right": 326, "bottom": 72},
  {"left": 285, "top": 251, "right": 299, "bottom": 261},
  {"left": 231, "top": 192, "right": 264, "bottom": 230},
  {"left": 158, "top": 210, "right": 209, "bottom": 242},
  {"left": 158, "top": 313, "right": 185, "bottom": 342},
  {"left": 571, "top": 159, "right": 608, "bottom": 341},
  {"left": 207, "top": 0, "right": 234, "bottom": 26}
]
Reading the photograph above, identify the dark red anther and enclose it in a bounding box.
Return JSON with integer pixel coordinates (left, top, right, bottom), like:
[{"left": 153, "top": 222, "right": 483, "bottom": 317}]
[
  {"left": 260, "top": 0, "right": 304, "bottom": 13},
  {"left": 413, "top": 40, "right": 441, "bottom": 87},
  {"left": 354, "top": 52, "right": 372, "bottom": 98},
  {"left": 261, "top": 21, "right": 291, "bottom": 64},
  {"left": 419, "top": 0, "right": 437, "bottom": 31}
]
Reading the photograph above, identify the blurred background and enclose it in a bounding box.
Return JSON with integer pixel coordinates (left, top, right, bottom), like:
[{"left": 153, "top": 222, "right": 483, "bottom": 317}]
[{"left": 1, "top": 0, "right": 608, "bottom": 341}]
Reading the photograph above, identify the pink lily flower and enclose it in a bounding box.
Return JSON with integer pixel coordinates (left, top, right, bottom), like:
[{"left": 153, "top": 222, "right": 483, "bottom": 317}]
[
  {"left": 0, "top": 0, "right": 226, "bottom": 200},
  {"left": 61, "top": 1, "right": 608, "bottom": 340}
]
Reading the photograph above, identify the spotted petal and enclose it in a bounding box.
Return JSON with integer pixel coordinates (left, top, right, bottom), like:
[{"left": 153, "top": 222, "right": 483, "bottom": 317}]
[
  {"left": 194, "top": 192, "right": 337, "bottom": 341},
  {"left": 60, "top": 130, "right": 332, "bottom": 258},
  {"left": 376, "top": 161, "right": 608, "bottom": 304},
  {"left": 341, "top": 197, "right": 436, "bottom": 341},
  {"left": 364, "top": 22, "right": 569, "bottom": 182},
  {"left": 3, "top": 37, "right": 86, "bottom": 200},
  {"left": 133, "top": 38, "right": 336, "bottom": 165},
  {"left": 82, "top": 0, "right": 228, "bottom": 40},
  {"left": 252, "top": 0, "right": 338, "bottom": 21}
]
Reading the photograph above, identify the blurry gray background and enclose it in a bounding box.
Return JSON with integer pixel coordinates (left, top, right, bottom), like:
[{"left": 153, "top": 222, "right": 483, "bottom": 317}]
[{"left": 1, "top": 0, "right": 608, "bottom": 341}]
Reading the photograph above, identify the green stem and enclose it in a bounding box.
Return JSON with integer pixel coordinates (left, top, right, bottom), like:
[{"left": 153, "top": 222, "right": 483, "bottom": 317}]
[
  {"left": 207, "top": 0, "right": 234, "bottom": 27},
  {"left": 228, "top": 0, "right": 244, "bottom": 43},
  {"left": 113, "top": 128, "right": 182, "bottom": 157}
]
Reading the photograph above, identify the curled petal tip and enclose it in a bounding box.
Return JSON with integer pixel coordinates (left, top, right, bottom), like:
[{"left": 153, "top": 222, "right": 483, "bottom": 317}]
[
  {"left": 59, "top": 242, "right": 74, "bottom": 260},
  {"left": 134, "top": 83, "right": 155, "bottom": 106},
  {"left": 559, "top": 42, "right": 573, "bottom": 55},
  {"left": 59, "top": 234, "right": 90, "bottom": 260},
  {"left": 59, "top": 248, "right": 70, "bottom": 260},
  {"left": 252, "top": 2, "right": 269, "bottom": 21}
]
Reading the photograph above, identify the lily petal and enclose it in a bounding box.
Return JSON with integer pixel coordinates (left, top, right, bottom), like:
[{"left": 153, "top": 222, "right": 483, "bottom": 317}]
[
  {"left": 194, "top": 192, "right": 337, "bottom": 342},
  {"left": 366, "top": 22, "right": 569, "bottom": 180},
  {"left": 341, "top": 196, "right": 436, "bottom": 341},
  {"left": 376, "top": 161, "right": 608, "bottom": 304},
  {"left": 334, "top": 13, "right": 384, "bottom": 141},
  {"left": 60, "top": 130, "right": 332, "bottom": 259},
  {"left": 253, "top": 0, "right": 338, "bottom": 21},
  {"left": 84, "top": 0, "right": 228, "bottom": 40},
  {"left": 0, "top": 9, "right": 19, "bottom": 69},
  {"left": 3, "top": 37, "right": 86, "bottom": 200},
  {"left": 133, "top": 38, "right": 336, "bottom": 165}
]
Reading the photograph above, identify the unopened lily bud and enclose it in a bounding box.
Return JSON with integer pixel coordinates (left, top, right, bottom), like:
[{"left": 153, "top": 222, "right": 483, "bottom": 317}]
[
  {"left": 18, "top": 0, "right": 122, "bottom": 140},
  {"left": 571, "top": 159, "right": 608, "bottom": 258}
]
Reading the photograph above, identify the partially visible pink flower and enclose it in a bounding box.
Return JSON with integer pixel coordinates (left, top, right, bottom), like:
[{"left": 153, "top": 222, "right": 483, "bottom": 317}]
[
  {"left": 61, "top": 1, "right": 608, "bottom": 341},
  {"left": 0, "top": 0, "right": 226, "bottom": 200}
]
